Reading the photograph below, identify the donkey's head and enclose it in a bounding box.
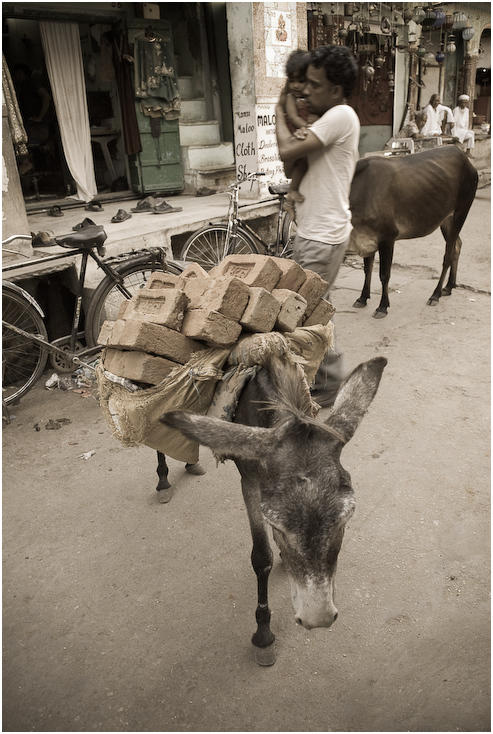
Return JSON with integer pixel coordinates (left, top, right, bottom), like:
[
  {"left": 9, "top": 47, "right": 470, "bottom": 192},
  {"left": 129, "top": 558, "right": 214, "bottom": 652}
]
[{"left": 161, "top": 357, "right": 386, "bottom": 631}]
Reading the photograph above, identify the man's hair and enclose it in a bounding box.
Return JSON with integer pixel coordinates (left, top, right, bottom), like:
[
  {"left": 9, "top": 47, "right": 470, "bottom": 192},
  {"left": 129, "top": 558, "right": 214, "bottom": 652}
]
[
  {"left": 309, "top": 45, "right": 358, "bottom": 98},
  {"left": 415, "top": 110, "right": 427, "bottom": 121},
  {"left": 285, "top": 49, "right": 311, "bottom": 79}
]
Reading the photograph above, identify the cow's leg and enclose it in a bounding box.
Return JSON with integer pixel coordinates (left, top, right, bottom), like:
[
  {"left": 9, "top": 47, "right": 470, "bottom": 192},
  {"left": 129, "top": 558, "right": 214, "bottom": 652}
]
[
  {"left": 156, "top": 451, "right": 173, "bottom": 503},
  {"left": 373, "top": 240, "right": 395, "bottom": 318},
  {"left": 238, "top": 470, "right": 276, "bottom": 666},
  {"left": 429, "top": 187, "right": 474, "bottom": 305},
  {"left": 429, "top": 215, "right": 464, "bottom": 305},
  {"left": 353, "top": 253, "right": 375, "bottom": 308},
  {"left": 443, "top": 234, "right": 462, "bottom": 295}
]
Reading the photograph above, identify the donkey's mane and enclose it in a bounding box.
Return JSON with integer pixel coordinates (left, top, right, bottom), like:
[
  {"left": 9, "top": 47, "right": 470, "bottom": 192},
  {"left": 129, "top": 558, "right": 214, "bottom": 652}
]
[
  {"left": 254, "top": 355, "right": 346, "bottom": 443},
  {"left": 256, "top": 355, "right": 318, "bottom": 427}
]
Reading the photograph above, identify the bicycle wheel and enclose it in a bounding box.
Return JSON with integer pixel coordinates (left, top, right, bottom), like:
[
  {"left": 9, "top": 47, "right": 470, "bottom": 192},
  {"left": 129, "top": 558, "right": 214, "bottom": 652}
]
[
  {"left": 280, "top": 212, "right": 297, "bottom": 258},
  {"left": 2, "top": 281, "right": 49, "bottom": 404},
  {"left": 85, "top": 256, "right": 183, "bottom": 347},
  {"left": 180, "top": 224, "right": 259, "bottom": 270}
]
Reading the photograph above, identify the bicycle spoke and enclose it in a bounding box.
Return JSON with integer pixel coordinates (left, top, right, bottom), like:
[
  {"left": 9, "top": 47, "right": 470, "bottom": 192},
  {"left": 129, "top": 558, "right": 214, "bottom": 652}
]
[
  {"left": 181, "top": 225, "right": 258, "bottom": 269},
  {"left": 2, "top": 285, "right": 48, "bottom": 403}
]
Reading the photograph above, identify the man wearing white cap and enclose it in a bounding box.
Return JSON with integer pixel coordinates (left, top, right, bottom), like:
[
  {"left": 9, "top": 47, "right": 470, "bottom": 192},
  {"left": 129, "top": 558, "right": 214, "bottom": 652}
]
[{"left": 453, "top": 94, "right": 475, "bottom": 156}]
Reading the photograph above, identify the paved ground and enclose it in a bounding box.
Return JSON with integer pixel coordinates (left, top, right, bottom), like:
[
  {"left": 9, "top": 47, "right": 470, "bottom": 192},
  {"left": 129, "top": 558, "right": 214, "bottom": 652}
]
[{"left": 2, "top": 187, "right": 490, "bottom": 732}]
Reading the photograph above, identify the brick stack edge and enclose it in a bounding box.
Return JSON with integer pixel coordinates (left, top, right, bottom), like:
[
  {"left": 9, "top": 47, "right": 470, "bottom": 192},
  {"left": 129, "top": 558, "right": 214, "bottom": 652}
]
[{"left": 98, "top": 255, "right": 335, "bottom": 386}]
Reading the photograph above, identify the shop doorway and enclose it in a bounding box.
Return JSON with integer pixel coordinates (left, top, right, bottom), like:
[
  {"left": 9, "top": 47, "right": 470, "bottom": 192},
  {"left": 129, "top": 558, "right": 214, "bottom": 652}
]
[{"left": 3, "top": 16, "right": 129, "bottom": 207}]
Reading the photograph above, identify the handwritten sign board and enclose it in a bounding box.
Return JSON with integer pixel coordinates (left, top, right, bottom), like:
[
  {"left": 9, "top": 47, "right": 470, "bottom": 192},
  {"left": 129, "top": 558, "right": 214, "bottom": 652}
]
[{"left": 234, "top": 103, "right": 287, "bottom": 197}]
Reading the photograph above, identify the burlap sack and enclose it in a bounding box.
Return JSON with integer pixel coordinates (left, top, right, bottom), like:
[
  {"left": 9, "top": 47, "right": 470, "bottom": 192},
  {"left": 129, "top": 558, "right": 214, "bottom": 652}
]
[
  {"left": 96, "top": 323, "right": 333, "bottom": 462},
  {"left": 207, "top": 324, "right": 333, "bottom": 422},
  {"left": 96, "top": 347, "right": 229, "bottom": 463}
]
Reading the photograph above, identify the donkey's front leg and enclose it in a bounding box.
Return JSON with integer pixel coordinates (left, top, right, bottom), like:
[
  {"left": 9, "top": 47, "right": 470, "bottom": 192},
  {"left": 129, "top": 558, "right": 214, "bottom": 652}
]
[
  {"left": 250, "top": 531, "right": 275, "bottom": 665},
  {"left": 239, "top": 472, "right": 276, "bottom": 665}
]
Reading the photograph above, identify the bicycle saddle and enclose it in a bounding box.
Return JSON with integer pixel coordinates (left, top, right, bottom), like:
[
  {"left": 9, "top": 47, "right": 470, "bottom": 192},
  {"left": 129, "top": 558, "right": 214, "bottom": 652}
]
[
  {"left": 269, "top": 183, "right": 290, "bottom": 196},
  {"left": 55, "top": 225, "right": 107, "bottom": 255}
]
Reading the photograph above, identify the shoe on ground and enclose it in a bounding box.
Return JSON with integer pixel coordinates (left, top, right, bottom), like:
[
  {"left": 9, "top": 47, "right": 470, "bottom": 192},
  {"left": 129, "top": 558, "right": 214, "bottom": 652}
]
[
  {"left": 185, "top": 462, "right": 206, "bottom": 476},
  {"left": 111, "top": 209, "right": 132, "bottom": 223},
  {"left": 72, "top": 217, "right": 96, "bottom": 231}
]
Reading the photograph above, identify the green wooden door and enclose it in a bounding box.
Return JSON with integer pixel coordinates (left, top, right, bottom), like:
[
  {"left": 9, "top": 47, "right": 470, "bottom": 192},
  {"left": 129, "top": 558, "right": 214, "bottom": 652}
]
[{"left": 127, "top": 19, "right": 184, "bottom": 194}]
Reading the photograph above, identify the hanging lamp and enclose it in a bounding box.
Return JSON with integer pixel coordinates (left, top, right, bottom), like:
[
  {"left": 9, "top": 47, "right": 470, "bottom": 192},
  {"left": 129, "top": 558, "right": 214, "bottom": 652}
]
[
  {"left": 422, "top": 7, "right": 437, "bottom": 28},
  {"left": 432, "top": 9, "right": 446, "bottom": 28},
  {"left": 413, "top": 6, "right": 426, "bottom": 24},
  {"left": 462, "top": 27, "right": 474, "bottom": 42},
  {"left": 452, "top": 12, "right": 467, "bottom": 30},
  {"left": 446, "top": 34, "right": 456, "bottom": 55}
]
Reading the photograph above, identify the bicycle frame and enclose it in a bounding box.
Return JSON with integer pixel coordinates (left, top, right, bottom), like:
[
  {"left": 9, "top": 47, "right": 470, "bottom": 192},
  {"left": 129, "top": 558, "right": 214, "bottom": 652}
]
[
  {"left": 214, "top": 174, "right": 287, "bottom": 257},
  {"left": 3, "top": 243, "right": 167, "bottom": 370}
]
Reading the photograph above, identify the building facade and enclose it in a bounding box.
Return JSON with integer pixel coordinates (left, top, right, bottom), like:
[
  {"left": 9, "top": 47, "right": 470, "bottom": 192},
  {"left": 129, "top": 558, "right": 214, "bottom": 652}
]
[{"left": 2, "top": 2, "right": 491, "bottom": 238}]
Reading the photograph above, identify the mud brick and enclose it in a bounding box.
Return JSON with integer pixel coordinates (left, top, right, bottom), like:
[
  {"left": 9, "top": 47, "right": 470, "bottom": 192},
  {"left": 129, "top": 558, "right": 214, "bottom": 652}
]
[
  {"left": 103, "top": 348, "right": 176, "bottom": 385},
  {"left": 184, "top": 276, "right": 250, "bottom": 321},
  {"left": 176, "top": 262, "right": 209, "bottom": 287},
  {"left": 117, "top": 289, "right": 189, "bottom": 330},
  {"left": 181, "top": 309, "right": 242, "bottom": 348},
  {"left": 272, "top": 257, "right": 307, "bottom": 291},
  {"left": 210, "top": 254, "right": 281, "bottom": 291},
  {"left": 303, "top": 298, "right": 336, "bottom": 327},
  {"left": 143, "top": 271, "right": 180, "bottom": 290},
  {"left": 240, "top": 287, "right": 281, "bottom": 333},
  {"left": 297, "top": 270, "right": 329, "bottom": 317},
  {"left": 98, "top": 319, "right": 204, "bottom": 363},
  {"left": 272, "top": 289, "right": 308, "bottom": 332}
]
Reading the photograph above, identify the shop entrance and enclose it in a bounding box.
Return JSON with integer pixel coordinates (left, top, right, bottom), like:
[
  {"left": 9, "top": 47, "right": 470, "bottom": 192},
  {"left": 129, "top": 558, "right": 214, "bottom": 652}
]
[{"left": 3, "top": 16, "right": 130, "bottom": 207}]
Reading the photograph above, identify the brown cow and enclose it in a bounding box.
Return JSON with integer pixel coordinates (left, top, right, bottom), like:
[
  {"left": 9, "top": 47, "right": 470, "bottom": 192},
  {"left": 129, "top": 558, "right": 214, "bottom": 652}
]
[{"left": 349, "top": 146, "right": 478, "bottom": 318}]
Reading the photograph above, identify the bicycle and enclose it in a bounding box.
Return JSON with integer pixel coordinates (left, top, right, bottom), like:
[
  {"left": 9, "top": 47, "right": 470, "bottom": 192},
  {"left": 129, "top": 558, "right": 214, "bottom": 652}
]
[
  {"left": 180, "top": 172, "right": 297, "bottom": 270},
  {"left": 2, "top": 227, "right": 182, "bottom": 406}
]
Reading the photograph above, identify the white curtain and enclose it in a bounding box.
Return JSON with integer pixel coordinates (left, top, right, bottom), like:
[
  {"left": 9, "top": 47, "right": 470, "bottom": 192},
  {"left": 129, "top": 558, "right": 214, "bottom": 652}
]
[{"left": 39, "top": 21, "right": 97, "bottom": 202}]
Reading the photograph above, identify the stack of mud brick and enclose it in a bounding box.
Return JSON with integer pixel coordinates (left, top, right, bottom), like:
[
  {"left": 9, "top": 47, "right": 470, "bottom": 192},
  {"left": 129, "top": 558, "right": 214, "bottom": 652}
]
[{"left": 98, "top": 255, "right": 335, "bottom": 386}]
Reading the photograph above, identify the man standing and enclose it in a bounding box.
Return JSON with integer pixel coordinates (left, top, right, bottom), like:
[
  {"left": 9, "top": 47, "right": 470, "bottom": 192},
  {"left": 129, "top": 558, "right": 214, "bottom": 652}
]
[
  {"left": 421, "top": 93, "right": 455, "bottom": 136},
  {"left": 276, "top": 45, "right": 359, "bottom": 407},
  {"left": 453, "top": 94, "right": 475, "bottom": 156}
]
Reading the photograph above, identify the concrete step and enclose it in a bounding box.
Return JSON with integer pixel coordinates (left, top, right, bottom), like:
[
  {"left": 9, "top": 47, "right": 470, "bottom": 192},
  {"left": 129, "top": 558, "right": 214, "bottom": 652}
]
[
  {"left": 179, "top": 120, "right": 221, "bottom": 147},
  {"left": 183, "top": 142, "right": 235, "bottom": 171},
  {"left": 180, "top": 98, "right": 208, "bottom": 122},
  {"left": 183, "top": 164, "right": 236, "bottom": 194}
]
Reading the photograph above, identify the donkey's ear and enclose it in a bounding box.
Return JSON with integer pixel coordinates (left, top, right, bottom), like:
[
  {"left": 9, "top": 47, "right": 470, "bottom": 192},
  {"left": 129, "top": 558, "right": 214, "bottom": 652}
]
[
  {"left": 160, "top": 411, "right": 275, "bottom": 461},
  {"left": 324, "top": 357, "right": 387, "bottom": 444}
]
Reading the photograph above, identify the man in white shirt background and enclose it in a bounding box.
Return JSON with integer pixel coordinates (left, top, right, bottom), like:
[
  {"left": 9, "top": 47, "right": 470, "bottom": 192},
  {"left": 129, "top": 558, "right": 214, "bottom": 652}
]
[
  {"left": 421, "top": 93, "right": 455, "bottom": 137},
  {"left": 452, "top": 94, "right": 475, "bottom": 156}
]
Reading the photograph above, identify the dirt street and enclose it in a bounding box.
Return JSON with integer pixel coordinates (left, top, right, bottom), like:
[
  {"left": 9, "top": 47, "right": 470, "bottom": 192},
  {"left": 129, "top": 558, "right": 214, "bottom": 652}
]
[{"left": 3, "top": 188, "right": 490, "bottom": 732}]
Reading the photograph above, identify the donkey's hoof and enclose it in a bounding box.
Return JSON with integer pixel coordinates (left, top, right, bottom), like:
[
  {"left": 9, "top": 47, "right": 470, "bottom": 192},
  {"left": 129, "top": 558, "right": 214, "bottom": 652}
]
[
  {"left": 157, "top": 487, "right": 173, "bottom": 503},
  {"left": 353, "top": 299, "right": 367, "bottom": 309},
  {"left": 185, "top": 461, "right": 206, "bottom": 476},
  {"left": 253, "top": 642, "right": 276, "bottom": 666},
  {"left": 427, "top": 297, "right": 439, "bottom": 306},
  {"left": 372, "top": 309, "right": 387, "bottom": 319}
]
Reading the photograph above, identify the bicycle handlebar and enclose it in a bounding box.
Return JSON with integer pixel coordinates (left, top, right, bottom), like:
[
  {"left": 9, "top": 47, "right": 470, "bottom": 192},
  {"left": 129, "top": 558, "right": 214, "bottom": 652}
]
[{"left": 227, "top": 172, "right": 267, "bottom": 191}]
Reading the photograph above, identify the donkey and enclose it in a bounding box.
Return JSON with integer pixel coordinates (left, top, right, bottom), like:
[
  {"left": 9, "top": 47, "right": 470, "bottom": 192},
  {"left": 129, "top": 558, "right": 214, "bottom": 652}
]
[
  {"left": 160, "top": 354, "right": 386, "bottom": 664},
  {"left": 349, "top": 145, "right": 478, "bottom": 318}
]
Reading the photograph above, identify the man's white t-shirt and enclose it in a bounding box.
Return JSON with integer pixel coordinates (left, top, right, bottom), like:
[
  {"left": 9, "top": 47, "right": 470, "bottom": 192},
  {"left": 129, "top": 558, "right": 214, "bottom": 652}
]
[
  {"left": 421, "top": 103, "right": 455, "bottom": 136},
  {"left": 296, "top": 104, "right": 360, "bottom": 245}
]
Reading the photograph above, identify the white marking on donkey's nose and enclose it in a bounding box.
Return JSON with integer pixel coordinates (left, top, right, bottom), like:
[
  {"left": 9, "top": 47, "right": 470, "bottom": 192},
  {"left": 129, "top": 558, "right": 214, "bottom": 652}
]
[
  {"left": 291, "top": 578, "right": 339, "bottom": 629},
  {"left": 295, "top": 609, "right": 338, "bottom": 630}
]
